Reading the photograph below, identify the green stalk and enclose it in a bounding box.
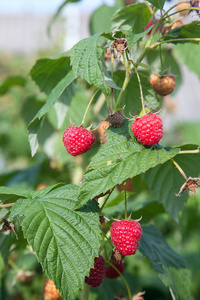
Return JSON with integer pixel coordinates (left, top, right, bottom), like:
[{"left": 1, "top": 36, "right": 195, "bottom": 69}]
[
  {"left": 171, "top": 159, "right": 187, "bottom": 181},
  {"left": 134, "top": 67, "right": 146, "bottom": 115},
  {"left": 124, "top": 181, "right": 127, "bottom": 219},
  {"left": 115, "top": 51, "right": 131, "bottom": 110},
  {"left": 81, "top": 89, "right": 99, "bottom": 125},
  {"left": 151, "top": 38, "right": 200, "bottom": 49},
  {"left": 159, "top": 44, "right": 164, "bottom": 76},
  {"left": 179, "top": 149, "right": 200, "bottom": 154},
  {"left": 100, "top": 187, "right": 115, "bottom": 212},
  {"left": 108, "top": 262, "right": 132, "bottom": 300},
  {"left": 80, "top": 283, "right": 90, "bottom": 300}
]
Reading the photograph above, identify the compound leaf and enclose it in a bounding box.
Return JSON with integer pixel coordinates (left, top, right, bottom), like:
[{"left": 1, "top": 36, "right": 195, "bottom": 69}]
[{"left": 10, "top": 185, "right": 101, "bottom": 300}]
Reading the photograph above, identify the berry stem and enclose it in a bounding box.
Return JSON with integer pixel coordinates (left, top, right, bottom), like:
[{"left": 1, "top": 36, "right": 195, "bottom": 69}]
[
  {"left": 100, "top": 187, "right": 115, "bottom": 212},
  {"left": 115, "top": 51, "right": 131, "bottom": 110},
  {"left": 159, "top": 44, "right": 164, "bottom": 76},
  {"left": 165, "top": 7, "right": 200, "bottom": 19},
  {"left": 124, "top": 181, "right": 127, "bottom": 219},
  {"left": 80, "top": 283, "right": 90, "bottom": 300},
  {"left": 151, "top": 38, "right": 200, "bottom": 49},
  {"left": 108, "top": 262, "right": 132, "bottom": 300},
  {"left": 171, "top": 159, "right": 188, "bottom": 181},
  {"left": 134, "top": 67, "right": 146, "bottom": 115},
  {"left": 81, "top": 89, "right": 99, "bottom": 125}
]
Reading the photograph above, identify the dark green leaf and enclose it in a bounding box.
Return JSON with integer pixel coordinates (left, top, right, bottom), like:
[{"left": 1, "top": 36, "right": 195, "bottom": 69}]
[
  {"left": 139, "top": 225, "right": 191, "bottom": 300},
  {"left": 111, "top": 3, "right": 151, "bottom": 33},
  {"left": 10, "top": 185, "right": 101, "bottom": 300},
  {"left": 113, "top": 70, "right": 160, "bottom": 115},
  {"left": 174, "top": 43, "right": 200, "bottom": 78},
  {"left": 30, "top": 56, "right": 72, "bottom": 95},
  {"left": 70, "top": 33, "right": 109, "bottom": 95},
  {"left": 143, "top": 146, "right": 200, "bottom": 221},
  {"left": 75, "top": 121, "right": 180, "bottom": 209},
  {"left": 162, "top": 21, "right": 200, "bottom": 43},
  {"left": 0, "top": 76, "right": 26, "bottom": 95}
]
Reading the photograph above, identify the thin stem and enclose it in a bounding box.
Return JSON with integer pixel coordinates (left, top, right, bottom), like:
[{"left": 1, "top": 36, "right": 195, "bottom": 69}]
[
  {"left": 171, "top": 159, "right": 187, "bottom": 181},
  {"left": 159, "top": 44, "right": 164, "bottom": 76},
  {"left": 108, "top": 262, "right": 132, "bottom": 300},
  {"left": 81, "top": 89, "right": 99, "bottom": 125},
  {"left": 124, "top": 181, "right": 127, "bottom": 219},
  {"left": 8, "top": 259, "right": 19, "bottom": 271},
  {"left": 164, "top": 7, "right": 200, "bottom": 20},
  {"left": 100, "top": 187, "right": 115, "bottom": 212},
  {"left": 0, "top": 203, "right": 14, "bottom": 208},
  {"left": 134, "top": 67, "right": 146, "bottom": 115},
  {"left": 80, "top": 283, "right": 90, "bottom": 300},
  {"left": 151, "top": 38, "right": 200, "bottom": 49},
  {"left": 115, "top": 51, "right": 131, "bottom": 110},
  {"left": 179, "top": 149, "right": 200, "bottom": 154}
]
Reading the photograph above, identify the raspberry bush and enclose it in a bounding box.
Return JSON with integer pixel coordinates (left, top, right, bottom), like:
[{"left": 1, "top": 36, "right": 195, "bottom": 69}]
[{"left": 0, "top": 0, "right": 200, "bottom": 299}]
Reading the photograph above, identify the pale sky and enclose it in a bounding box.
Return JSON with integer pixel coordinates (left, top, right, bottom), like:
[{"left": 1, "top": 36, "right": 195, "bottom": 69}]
[{"left": 0, "top": 0, "right": 115, "bottom": 14}]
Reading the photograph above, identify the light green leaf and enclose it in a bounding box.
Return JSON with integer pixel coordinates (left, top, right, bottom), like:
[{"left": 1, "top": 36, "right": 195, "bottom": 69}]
[
  {"left": 10, "top": 185, "right": 101, "bottom": 300},
  {"left": 139, "top": 225, "right": 191, "bottom": 300},
  {"left": 111, "top": 3, "right": 151, "bottom": 33},
  {"left": 147, "top": 0, "right": 165, "bottom": 9},
  {"left": 70, "top": 33, "right": 110, "bottom": 95},
  {"left": 174, "top": 43, "right": 200, "bottom": 78},
  {"left": 75, "top": 121, "right": 180, "bottom": 209},
  {"left": 28, "top": 71, "right": 76, "bottom": 156}
]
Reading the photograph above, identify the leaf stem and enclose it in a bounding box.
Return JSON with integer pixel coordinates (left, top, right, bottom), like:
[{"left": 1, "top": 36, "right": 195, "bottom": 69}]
[
  {"left": 108, "top": 262, "right": 132, "bottom": 300},
  {"left": 115, "top": 51, "right": 131, "bottom": 110},
  {"left": 0, "top": 203, "right": 14, "bottom": 208},
  {"left": 179, "top": 149, "right": 200, "bottom": 154},
  {"left": 124, "top": 181, "right": 127, "bottom": 219},
  {"left": 134, "top": 67, "right": 146, "bottom": 115},
  {"left": 81, "top": 89, "right": 99, "bottom": 125},
  {"left": 171, "top": 159, "right": 187, "bottom": 180},
  {"left": 159, "top": 44, "right": 164, "bottom": 76},
  {"left": 100, "top": 187, "right": 115, "bottom": 212},
  {"left": 151, "top": 38, "right": 200, "bottom": 49},
  {"left": 80, "top": 283, "right": 90, "bottom": 300}
]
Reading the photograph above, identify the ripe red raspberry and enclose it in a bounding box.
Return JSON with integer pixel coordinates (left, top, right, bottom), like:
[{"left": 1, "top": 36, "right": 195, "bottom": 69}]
[
  {"left": 110, "top": 219, "right": 142, "bottom": 256},
  {"left": 43, "top": 279, "right": 62, "bottom": 300},
  {"left": 105, "top": 260, "right": 124, "bottom": 279},
  {"left": 62, "top": 125, "right": 95, "bottom": 156},
  {"left": 85, "top": 255, "right": 105, "bottom": 287},
  {"left": 131, "top": 114, "right": 163, "bottom": 146},
  {"left": 149, "top": 74, "right": 176, "bottom": 96}
]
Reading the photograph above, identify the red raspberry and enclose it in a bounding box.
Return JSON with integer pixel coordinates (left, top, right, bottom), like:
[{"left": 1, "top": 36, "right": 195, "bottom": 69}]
[
  {"left": 110, "top": 219, "right": 142, "bottom": 256},
  {"left": 62, "top": 125, "right": 95, "bottom": 156},
  {"left": 149, "top": 74, "right": 176, "bottom": 96},
  {"left": 85, "top": 255, "right": 105, "bottom": 287},
  {"left": 105, "top": 260, "right": 124, "bottom": 279},
  {"left": 43, "top": 279, "right": 62, "bottom": 300},
  {"left": 131, "top": 114, "right": 163, "bottom": 146}
]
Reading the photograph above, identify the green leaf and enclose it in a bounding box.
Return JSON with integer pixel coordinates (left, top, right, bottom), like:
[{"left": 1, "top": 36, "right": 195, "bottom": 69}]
[
  {"left": 147, "top": 0, "right": 165, "bottom": 9},
  {"left": 174, "top": 43, "right": 200, "bottom": 78},
  {"left": 0, "top": 76, "right": 26, "bottom": 95},
  {"left": 30, "top": 56, "right": 72, "bottom": 95},
  {"left": 75, "top": 121, "right": 180, "bottom": 209},
  {"left": 10, "top": 185, "right": 101, "bottom": 300},
  {"left": 162, "top": 21, "right": 200, "bottom": 43},
  {"left": 47, "top": 0, "right": 81, "bottom": 35},
  {"left": 139, "top": 225, "right": 191, "bottom": 300},
  {"left": 143, "top": 146, "right": 200, "bottom": 221},
  {"left": 70, "top": 33, "right": 109, "bottom": 95},
  {"left": 28, "top": 70, "right": 76, "bottom": 156},
  {"left": 89, "top": 4, "right": 120, "bottom": 35},
  {"left": 113, "top": 70, "right": 160, "bottom": 115},
  {"left": 111, "top": 3, "right": 151, "bottom": 33}
]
